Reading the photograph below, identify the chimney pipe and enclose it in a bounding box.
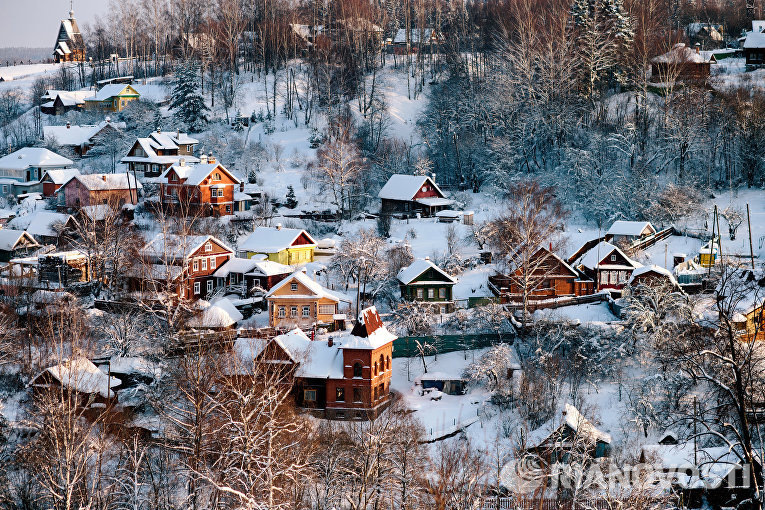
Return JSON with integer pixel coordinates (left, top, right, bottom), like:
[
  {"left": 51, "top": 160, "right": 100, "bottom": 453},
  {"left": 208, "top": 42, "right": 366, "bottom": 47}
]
[
  {"left": 276, "top": 223, "right": 282, "bottom": 230},
  {"left": 240, "top": 182, "right": 244, "bottom": 192},
  {"left": 101, "top": 175, "right": 107, "bottom": 181},
  {"left": 328, "top": 336, "right": 333, "bottom": 347},
  {"left": 66, "top": 122, "right": 70, "bottom": 129}
]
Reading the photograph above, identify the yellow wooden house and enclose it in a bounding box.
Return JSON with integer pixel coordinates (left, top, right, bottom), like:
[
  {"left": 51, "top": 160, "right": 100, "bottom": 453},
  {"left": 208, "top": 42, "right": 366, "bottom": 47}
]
[
  {"left": 265, "top": 270, "right": 342, "bottom": 328},
  {"left": 238, "top": 225, "right": 317, "bottom": 266},
  {"left": 84, "top": 84, "right": 140, "bottom": 112}
]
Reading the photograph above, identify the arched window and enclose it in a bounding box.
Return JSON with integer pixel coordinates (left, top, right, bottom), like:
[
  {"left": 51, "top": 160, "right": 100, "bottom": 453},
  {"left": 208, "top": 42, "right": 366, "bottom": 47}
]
[
  {"left": 212, "top": 172, "right": 222, "bottom": 181},
  {"left": 353, "top": 362, "right": 362, "bottom": 378},
  {"left": 373, "top": 362, "right": 378, "bottom": 375},
  {"left": 379, "top": 355, "right": 384, "bottom": 372}
]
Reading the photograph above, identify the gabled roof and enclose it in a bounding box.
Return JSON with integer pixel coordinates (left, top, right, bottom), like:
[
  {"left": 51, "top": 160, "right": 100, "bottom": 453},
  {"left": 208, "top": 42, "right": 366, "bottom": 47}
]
[
  {"left": 64, "top": 173, "right": 143, "bottom": 191},
  {"left": 239, "top": 226, "right": 317, "bottom": 254},
  {"left": 85, "top": 84, "right": 139, "bottom": 102},
  {"left": 266, "top": 270, "right": 340, "bottom": 302},
  {"left": 652, "top": 43, "right": 712, "bottom": 64},
  {"left": 0, "top": 229, "right": 38, "bottom": 251},
  {"left": 44, "top": 120, "right": 124, "bottom": 147},
  {"left": 606, "top": 220, "right": 656, "bottom": 237},
  {"left": 507, "top": 245, "right": 581, "bottom": 278},
  {"left": 272, "top": 329, "right": 345, "bottom": 379},
  {"left": 0, "top": 148, "right": 73, "bottom": 171},
  {"left": 378, "top": 174, "right": 446, "bottom": 201},
  {"left": 160, "top": 162, "right": 240, "bottom": 186},
  {"left": 188, "top": 297, "right": 243, "bottom": 328},
  {"left": 32, "top": 357, "right": 120, "bottom": 399},
  {"left": 528, "top": 403, "right": 612, "bottom": 449},
  {"left": 141, "top": 232, "right": 234, "bottom": 261},
  {"left": 16, "top": 211, "right": 74, "bottom": 238},
  {"left": 397, "top": 258, "right": 456, "bottom": 285},
  {"left": 744, "top": 30, "right": 765, "bottom": 49},
  {"left": 577, "top": 241, "right": 641, "bottom": 271},
  {"left": 212, "top": 257, "right": 261, "bottom": 278},
  {"left": 628, "top": 264, "right": 678, "bottom": 287},
  {"left": 41, "top": 169, "right": 81, "bottom": 185},
  {"left": 342, "top": 306, "right": 397, "bottom": 350}
]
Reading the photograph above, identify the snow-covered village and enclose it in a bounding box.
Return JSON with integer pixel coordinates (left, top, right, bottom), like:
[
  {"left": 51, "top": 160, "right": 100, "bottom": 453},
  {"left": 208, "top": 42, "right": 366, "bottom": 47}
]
[{"left": 2, "top": 0, "right": 765, "bottom": 508}]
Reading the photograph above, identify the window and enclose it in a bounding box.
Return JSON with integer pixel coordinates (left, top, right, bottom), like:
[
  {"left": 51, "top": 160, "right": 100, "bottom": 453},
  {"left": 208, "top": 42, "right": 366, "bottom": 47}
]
[
  {"left": 1, "top": 185, "right": 7, "bottom": 193},
  {"left": 213, "top": 172, "right": 222, "bottom": 181},
  {"left": 374, "top": 386, "right": 378, "bottom": 400},
  {"left": 290, "top": 306, "right": 298, "bottom": 317},
  {"left": 610, "top": 254, "right": 616, "bottom": 262},
  {"left": 439, "top": 288, "right": 446, "bottom": 299},
  {"left": 210, "top": 257, "right": 216, "bottom": 269},
  {"left": 386, "top": 356, "right": 391, "bottom": 370},
  {"left": 302, "top": 305, "right": 310, "bottom": 317},
  {"left": 304, "top": 389, "right": 317, "bottom": 402},
  {"left": 353, "top": 362, "right": 362, "bottom": 378},
  {"left": 193, "top": 259, "right": 199, "bottom": 271},
  {"left": 427, "top": 288, "right": 435, "bottom": 299},
  {"left": 416, "top": 288, "right": 423, "bottom": 299},
  {"left": 205, "top": 242, "right": 212, "bottom": 252},
  {"left": 373, "top": 362, "right": 378, "bottom": 375},
  {"left": 207, "top": 280, "right": 213, "bottom": 293},
  {"left": 379, "top": 355, "right": 384, "bottom": 372},
  {"left": 353, "top": 388, "right": 362, "bottom": 402},
  {"left": 319, "top": 304, "right": 335, "bottom": 314},
  {"left": 336, "top": 387, "right": 345, "bottom": 402},
  {"left": 201, "top": 258, "right": 207, "bottom": 271},
  {"left": 609, "top": 271, "right": 617, "bottom": 284},
  {"left": 226, "top": 205, "right": 231, "bottom": 213},
  {"left": 291, "top": 283, "right": 298, "bottom": 291},
  {"left": 194, "top": 281, "right": 200, "bottom": 295},
  {"left": 278, "top": 306, "right": 286, "bottom": 318}
]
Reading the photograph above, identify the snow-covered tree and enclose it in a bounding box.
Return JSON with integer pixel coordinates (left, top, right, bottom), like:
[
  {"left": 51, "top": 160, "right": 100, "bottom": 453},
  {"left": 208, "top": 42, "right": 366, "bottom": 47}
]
[{"left": 169, "top": 62, "right": 208, "bottom": 132}]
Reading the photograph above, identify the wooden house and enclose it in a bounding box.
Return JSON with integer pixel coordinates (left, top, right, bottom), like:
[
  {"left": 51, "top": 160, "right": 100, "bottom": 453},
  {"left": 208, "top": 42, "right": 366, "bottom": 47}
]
[
  {"left": 212, "top": 256, "right": 292, "bottom": 294},
  {"left": 390, "top": 28, "right": 443, "bottom": 54},
  {"left": 238, "top": 225, "right": 317, "bottom": 265},
  {"left": 397, "top": 257, "right": 457, "bottom": 313},
  {"left": 717, "top": 269, "right": 765, "bottom": 342},
  {"left": 265, "top": 270, "right": 343, "bottom": 329},
  {"left": 743, "top": 21, "right": 765, "bottom": 65},
  {"left": 571, "top": 241, "right": 642, "bottom": 294},
  {"left": 378, "top": 174, "right": 454, "bottom": 218},
  {"left": 604, "top": 220, "right": 656, "bottom": 246},
  {"left": 43, "top": 119, "right": 125, "bottom": 157},
  {"left": 0, "top": 229, "right": 40, "bottom": 262},
  {"left": 53, "top": 9, "right": 86, "bottom": 63},
  {"left": 136, "top": 233, "right": 235, "bottom": 301},
  {"left": 40, "top": 90, "right": 90, "bottom": 115},
  {"left": 40, "top": 169, "right": 81, "bottom": 198},
  {"left": 122, "top": 129, "right": 200, "bottom": 177},
  {"left": 84, "top": 84, "right": 140, "bottom": 112},
  {"left": 488, "top": 246, "right": 595, "bottom": 305},
  {"left": 651, "top": 43, "right": 714, "bottom": 81},
  {"left": 158, "top": 157, "right": 240, "bottom": 217},
  {"left": 627, "top": 265, "right": 680, "bottom": 292},
  {"left": 0, "top": 147, "right": 73, "bottom": 183},
  {"left": 57, "top": 173, "right": 142, "bottom": 209},
  {"left": 236, "top": 306, "right": 395, "bottom": 419},
  {"left": 525, "top": 404, "right": 612, "bottom": 463},
  {"left": 8, "top": 211, "right": 76, "bottom": 246}
]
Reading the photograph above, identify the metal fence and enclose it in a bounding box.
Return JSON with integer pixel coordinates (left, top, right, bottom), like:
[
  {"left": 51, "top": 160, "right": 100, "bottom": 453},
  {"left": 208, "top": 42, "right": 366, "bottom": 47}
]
[{"left": 392, "top": 333, "right": 510, "bottom": 358}]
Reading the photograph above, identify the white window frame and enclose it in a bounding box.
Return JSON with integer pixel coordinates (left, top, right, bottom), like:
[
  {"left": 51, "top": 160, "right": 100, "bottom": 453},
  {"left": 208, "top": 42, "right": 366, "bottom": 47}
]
[
  {"left": 416, "top": 288, "right": 423, "bottom": 299},
  {"left": 278, "top": 306, "right": 286, "bottom": 318},
  {"left": 210, "top": 257, "right": 216, "bottom": 269},
  {"left": 427, "top": 288, "right": 435, "bottom": 299},
  {"left": 302, "top": 305, "right": 311, "bottom": 317},
  {"left": 201, "top": 258, "right": 207, "bottom": 271},
  {"left": 290, "top": 283, "right": 298, "bottom": 291},
  {"left": 610, "top": 254, "right": 616, "bottom": 262},
  {"left": 319, "top": 304, "right": 335, "bottom": 315},
  {"left": 193, "top": 259, "right": 199, "bottom": 271},
  {"left": 193, "top": 281, "right": 200, "bottom": 295},
  {"left": 207, "top": 280, "right": 213, "bottom": 293},
  {"left": 205, "top": 242, "right": 212, "bottom": 252},
  {"left": 290, "top": 306, "right": 298, "bottom": 317}
]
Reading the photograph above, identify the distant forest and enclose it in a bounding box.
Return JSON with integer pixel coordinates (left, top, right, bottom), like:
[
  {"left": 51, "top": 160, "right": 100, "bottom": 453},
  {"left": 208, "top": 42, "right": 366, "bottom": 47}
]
[{"left": 0, "top": 47, "right": 50, "bottom": 64}]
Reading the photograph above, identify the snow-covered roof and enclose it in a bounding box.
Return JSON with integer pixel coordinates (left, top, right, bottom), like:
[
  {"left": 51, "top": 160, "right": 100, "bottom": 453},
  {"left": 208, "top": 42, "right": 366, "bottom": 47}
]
[
  {"left": 80, "top": 204, "right": 113, "bottom": 221},
  {"left": 0, "top": 229, "right": 36, "bottom": 251},
  {"left": 44, "top": 120, "right": 124, "bottom": 147},
  {"left": 248, "top": 259, "right": 293, "bottom": 277},
  {"left": 107, "top": 356, "right": 161, "bottom": 377},
  {"left": 415, "top": 197, "right": 454, "bottom": 207},
  {"left": 628, "top": 264, "right": 678, "bottom": 286},
  {"left": 266, "top": 270, "right": 341, "bottom": 302},
  {"left": 606, "top": 220, "right": 656, "bottom": 237},
  {"left": 528, "top": 403, "right": 612, "bottom": 448},
  {"left": 641, "top": 443, "right": 745, "bottom": 490},
  {"left": 397, "top": 258, "right": 457, "bottom": 285},
  {"left": 141, "top": 232, "right": 233, "bottom": 261},
  {"left": 378, "top": 174, "right": 446, "bottom": 201},
  {"left": 744, "top": 30, "right": 765, "bottom": 49},
  {"left": 338, "top": 306, "right": 397, "bottom": 350},
  {"left": 715, "top": 268, "right": 765, "bottom": 315},
  {"left": 212, "top": 257, "right": 260, "bottom": 278},
  {"left": 33, "top": 357, "right": 121, "bottom": 399},
  {"left": 188, "top": 298, "right": 243, "bottom": 328},
  {"left": 41, "top": 89, "right": 91, "bottom": 105},
  {"left": 577, "top": 241, "right": 641, "bottom": 271},
  {"left": 652, "top": 43, "right": 712, "bottom": 63},
  {"left": 18, "top": 211, "right": 73, "bottom": 238},
  {"left": 85, "top": 84, "right": 139, "bottom": 102},
  {"left": 239, "top": 226, "right": 316, "bottom": 254},
  {"left": 273, "top": 329, "right": 345, "bottom": 379},
  {"left": 0, "top": 148, "right": 73, "bottom": 171},
  {"left": 41, "top": 168, "right": 81, "bottom": 185},
  {"left": 160, "top": 162, "right": 239, "bottom": 186},
  {"left": 67, "top": 173, "right": 143, "bottom": 191}
]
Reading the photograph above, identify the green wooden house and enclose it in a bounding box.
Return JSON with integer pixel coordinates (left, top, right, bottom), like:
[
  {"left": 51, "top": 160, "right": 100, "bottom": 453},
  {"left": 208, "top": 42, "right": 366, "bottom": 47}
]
[{"left": 397, "top": 257, "right": 457, "bottom": 312}]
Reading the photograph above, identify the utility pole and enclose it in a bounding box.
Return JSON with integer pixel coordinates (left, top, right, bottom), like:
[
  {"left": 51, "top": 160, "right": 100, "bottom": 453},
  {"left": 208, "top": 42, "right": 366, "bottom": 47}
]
[
  {"left": 747, "top": 204, "right": 755, "bottom": 270},
  {"left": 694, "top": 396, "right": 698, "bottom": 466},
  {"left": 708, "top": 206, "right": 716, "bottom": 277}
]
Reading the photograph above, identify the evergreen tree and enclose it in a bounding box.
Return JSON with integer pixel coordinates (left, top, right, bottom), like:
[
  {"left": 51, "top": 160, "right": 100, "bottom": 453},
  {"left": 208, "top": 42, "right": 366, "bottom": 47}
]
[
  {"left": 285, "top": 185, "right": 298, "bottom": 209},
  {"left": 170, "top": 61, "right": 209, "bottom": 132},
  {"left": 233, "top": 110, "right": 245, "bottom": 132}
]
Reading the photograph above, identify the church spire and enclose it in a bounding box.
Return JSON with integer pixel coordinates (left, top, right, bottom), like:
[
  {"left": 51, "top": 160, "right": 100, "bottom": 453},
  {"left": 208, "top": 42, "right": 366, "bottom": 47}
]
[{"left": 69, "top": 0, "right": 75, "bottom": 19}]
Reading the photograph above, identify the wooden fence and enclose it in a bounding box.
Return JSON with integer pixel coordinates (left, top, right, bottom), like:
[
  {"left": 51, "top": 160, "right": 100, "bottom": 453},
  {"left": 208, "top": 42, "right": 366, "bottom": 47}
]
[{"left": 478, "top": 497, "right": 616, "bottom": 510}]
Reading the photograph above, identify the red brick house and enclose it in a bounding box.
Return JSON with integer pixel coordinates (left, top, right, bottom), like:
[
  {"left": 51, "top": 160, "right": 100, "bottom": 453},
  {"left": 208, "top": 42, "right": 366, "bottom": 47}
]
[
  {"left": 159, "top": 157, "right": 241, "bottom": 217},
  {"left": 570, "top": 241, "right": 642, "bottom": 294},
  {"left": 378, "top": 174, "right": 454, "bottom": 218},
  {"left": 136, "top": 233, "right": 234, "bottom": 300},
  {"left": 236, "top": 306, "right": 396, "bottom": 419},
  {"left": 57, "top": 173, "right": 142, "bottom": 210},
  {"left": 488, "top": 246, "right": 595, "bottom": 305}
]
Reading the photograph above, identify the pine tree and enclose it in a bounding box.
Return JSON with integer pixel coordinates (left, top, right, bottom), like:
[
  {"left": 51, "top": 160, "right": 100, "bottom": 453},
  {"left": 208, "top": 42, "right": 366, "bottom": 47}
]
[
  {"left": 170, "top": 61, "right": 209, "bottom": 132},
  {"left": 285, "top": 185, "right": 298, "bottom": 209}
]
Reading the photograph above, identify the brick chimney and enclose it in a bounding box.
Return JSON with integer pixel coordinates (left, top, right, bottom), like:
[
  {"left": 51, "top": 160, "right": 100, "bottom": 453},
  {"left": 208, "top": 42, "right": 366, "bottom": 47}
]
[
  {"left": 101, "top": 175, "right": 107, "bottom": 181},
  {"left": 179, "top": 158, "right": 186, "bottom": 167},
  {"left": 239, "top": 182, "right": 244, "bottom": 192},
  {"left": 207, "top": 152, "right": 216, "bottom": 164},
  {"left": 276, "top": 223, "right": 282, "bottom": 230},
  {"left": 200, "top": 154, "right": 208, "bottom": 164}
]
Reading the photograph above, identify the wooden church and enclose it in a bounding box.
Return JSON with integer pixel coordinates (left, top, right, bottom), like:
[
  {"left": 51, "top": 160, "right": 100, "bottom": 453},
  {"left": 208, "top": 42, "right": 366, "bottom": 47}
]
[{"left": 53, "top": 4, "right": 86, "bottom": 63}]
